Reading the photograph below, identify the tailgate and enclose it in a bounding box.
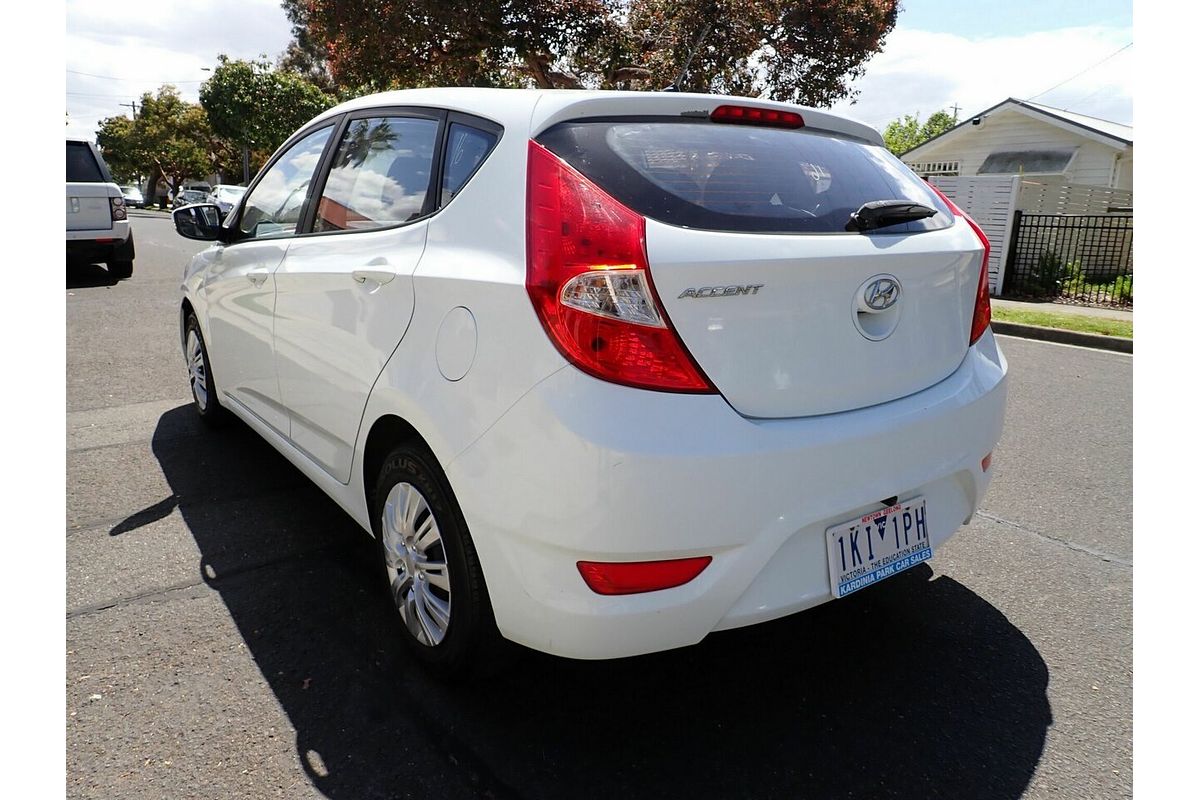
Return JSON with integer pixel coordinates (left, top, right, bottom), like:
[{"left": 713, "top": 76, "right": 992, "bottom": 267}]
[
  {"left": 66, "top": 182, "right": 113, "bottom": 232},
  {"left": 647, "top": 219, "right": 981, "bottom": 418}
]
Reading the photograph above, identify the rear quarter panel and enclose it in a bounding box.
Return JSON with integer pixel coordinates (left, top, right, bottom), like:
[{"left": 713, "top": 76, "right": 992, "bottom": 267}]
[{"left": 355, "top": 109, "right": 566, "bottom": 491}]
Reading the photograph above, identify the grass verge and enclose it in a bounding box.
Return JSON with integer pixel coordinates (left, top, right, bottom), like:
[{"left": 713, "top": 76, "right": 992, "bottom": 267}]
[{"left": 992, "top": 306, "right": 1132, "bottom": 338}]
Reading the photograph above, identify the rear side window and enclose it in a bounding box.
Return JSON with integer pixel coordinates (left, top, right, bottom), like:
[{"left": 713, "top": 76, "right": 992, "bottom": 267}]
[
  {"left": 536, "top": 120, "right": 952, "bottom": 234},
  {"left": 66, "top": 142, "right": 104, "bottom": 183},
  {"left": 440, "top": 123, "right": 498, "bottom": 205},
  {"left": 314, "top": 116, "right": 440, "bottom": 233}
]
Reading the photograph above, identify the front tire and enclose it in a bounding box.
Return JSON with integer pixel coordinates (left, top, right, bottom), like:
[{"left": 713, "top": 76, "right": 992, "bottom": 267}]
[
  {"left": 184, "top": 314, "right": 227, "bottom": 427},
  {"left": 371, "top": 443, "right": 503, "bottom": 679}
]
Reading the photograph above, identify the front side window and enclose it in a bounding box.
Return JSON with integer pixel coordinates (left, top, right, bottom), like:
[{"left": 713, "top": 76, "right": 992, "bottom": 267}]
[
  {"left": 237, "top": 126, "right": 333, "bottom": 239},
  {"left": 314, "top": 116, "right": 440, "bottom": 233}
]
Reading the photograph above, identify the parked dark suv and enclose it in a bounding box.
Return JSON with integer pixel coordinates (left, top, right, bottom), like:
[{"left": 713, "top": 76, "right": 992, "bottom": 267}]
[{"left": 66, "top": 139, "right": 135, "bottom": 280}]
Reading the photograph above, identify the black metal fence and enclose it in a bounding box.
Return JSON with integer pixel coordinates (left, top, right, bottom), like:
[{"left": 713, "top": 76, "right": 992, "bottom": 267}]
[{"left": 1002, "top": 212, "right": 1133, "bottom": 307}]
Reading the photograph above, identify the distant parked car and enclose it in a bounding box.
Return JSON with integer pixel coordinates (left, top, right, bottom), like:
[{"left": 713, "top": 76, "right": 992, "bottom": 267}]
[
  {"left": 206, "top": 184, "right": 247, "bottom": 216},
  {"left": 120, "top": 185, "right": 145, "bottom": 209},
  {"left": 66, "top": 138, "right": 135, "bottom": 279},
  {"left": 172, "top": 189, "right": 208, "bottom": 209}
]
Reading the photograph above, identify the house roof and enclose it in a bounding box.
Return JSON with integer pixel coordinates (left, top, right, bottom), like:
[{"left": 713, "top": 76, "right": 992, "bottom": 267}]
[{"left": 901, "top": 97, "right": 1132, "bottom": 159}]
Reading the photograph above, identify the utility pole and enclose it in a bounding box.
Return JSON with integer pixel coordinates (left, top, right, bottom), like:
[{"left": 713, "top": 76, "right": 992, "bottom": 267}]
[
  {"left": 120, "top": 100, "right": 139, "bottom": 118},
  {"left": 950, "top": 103, "right": 961, "bottom": 122}
]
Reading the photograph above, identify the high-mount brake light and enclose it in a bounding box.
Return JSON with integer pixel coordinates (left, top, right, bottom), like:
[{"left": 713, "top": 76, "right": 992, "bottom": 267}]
[
  {"left": 526, "top": 140, "right": 714, "bottom": 393},
  {"left": 710, "top": 105, "right": 804, "bottom": 129},
  {"left": 927, "top": 182, "right": 992, "bottom": 345}
]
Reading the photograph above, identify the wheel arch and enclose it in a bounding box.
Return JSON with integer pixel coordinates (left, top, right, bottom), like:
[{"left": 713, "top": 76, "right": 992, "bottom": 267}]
[
  {"left": 361, "top": 414, "right": 435, "bottom": 515},
  {"left": 179, "top": 298, "right": 195, "bottom": 350}
]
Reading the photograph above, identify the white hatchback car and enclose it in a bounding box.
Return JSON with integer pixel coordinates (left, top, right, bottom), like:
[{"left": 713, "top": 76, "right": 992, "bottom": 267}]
[{"left": 172, "top": 88, "right": 1007, "bottom": 676}]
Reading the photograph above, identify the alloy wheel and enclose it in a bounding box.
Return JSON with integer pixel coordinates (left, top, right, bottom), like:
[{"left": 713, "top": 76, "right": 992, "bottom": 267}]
[
  {"left": 186, "top": 329, "right": 208, "bottom": 411},
  {"left": 382, "top": 482, "right": 452, "bottom": 646}
]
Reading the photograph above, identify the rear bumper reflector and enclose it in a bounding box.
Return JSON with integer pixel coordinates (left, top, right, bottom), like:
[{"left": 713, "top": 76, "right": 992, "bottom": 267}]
[{"left": 577, "top": 556, "right": 713, "bottom": 595}]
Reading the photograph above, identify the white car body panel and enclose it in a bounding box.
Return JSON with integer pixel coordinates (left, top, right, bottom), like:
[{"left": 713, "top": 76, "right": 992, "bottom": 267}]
[
  {"left": 646, "top": 218, "right": 983, "bottom": 418},
  {"left": 180, "top": 88, "right": 1007, "bottom": 660},
  {"left": 66, "top": 181, "right": 128, "bottom": 242},
  {"left": 274, "top": 223, "right": 427, "bottom": 482},
  {"left": 448, "top": 331, "right": 1006, "bottom": 658},
  {"left": 203, "top": 239, "right": 291, "bottom": 435}
]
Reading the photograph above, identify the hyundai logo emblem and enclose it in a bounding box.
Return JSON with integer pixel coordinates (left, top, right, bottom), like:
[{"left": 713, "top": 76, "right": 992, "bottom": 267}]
[{"left": 862, "top": 276, "right": 901, "bottom": 312}]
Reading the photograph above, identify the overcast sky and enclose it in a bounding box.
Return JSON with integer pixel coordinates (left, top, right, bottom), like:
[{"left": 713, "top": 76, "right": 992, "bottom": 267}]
[{"left": 64, "top": 0, "right": 1133, "bottom": 141}]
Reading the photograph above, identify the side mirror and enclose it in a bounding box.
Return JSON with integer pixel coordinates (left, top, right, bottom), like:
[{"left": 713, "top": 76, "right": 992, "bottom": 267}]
[{"left": 172, "top": 204, "right": 224, "bottom": 241}]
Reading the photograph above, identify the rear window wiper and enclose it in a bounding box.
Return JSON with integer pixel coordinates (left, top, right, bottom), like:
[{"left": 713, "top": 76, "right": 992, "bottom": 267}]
[{"left": 845, "top": 200, "right": 937, "bottom": 232}]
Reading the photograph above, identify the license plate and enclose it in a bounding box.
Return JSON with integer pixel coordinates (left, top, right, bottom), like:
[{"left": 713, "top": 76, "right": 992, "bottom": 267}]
[{"left": 826, "top": 497, "right": 931, "bottom": 599}]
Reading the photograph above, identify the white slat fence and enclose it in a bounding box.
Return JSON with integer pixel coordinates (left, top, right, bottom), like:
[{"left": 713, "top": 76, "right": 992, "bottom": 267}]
[{"left": 929, "top": 176, "right": 1021, "bottom": 295}]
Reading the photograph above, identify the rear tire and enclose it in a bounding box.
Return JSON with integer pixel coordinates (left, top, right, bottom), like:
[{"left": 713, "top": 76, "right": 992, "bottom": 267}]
[
  {"left": 371, "top": 442, "right": 505, "bottom": 680},
  {"left": 184, "top": 313, "right": 227, "bottom": 427}
]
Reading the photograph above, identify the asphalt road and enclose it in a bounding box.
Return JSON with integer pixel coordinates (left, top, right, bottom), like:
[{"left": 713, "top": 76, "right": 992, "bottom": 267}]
[{"left": 67, "top": 212, "right": 1132, "bottom": 799}]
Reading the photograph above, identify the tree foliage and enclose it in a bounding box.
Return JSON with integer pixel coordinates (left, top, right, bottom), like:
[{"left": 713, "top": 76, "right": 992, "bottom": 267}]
[
  {"left": 279, "top": 0, "right": 337, "bottom": 92},
  {"left": 96, "top": 87, "right": 220, "bottom": 195},
  {"left": 200, "top": 56, "right": 335, "bottom": 155},
  {"left": 287, "top": 0, "right": 898, "bottom": 106},
  {"left": 882, "top": 109, "right": 957, "bottom": 156}
]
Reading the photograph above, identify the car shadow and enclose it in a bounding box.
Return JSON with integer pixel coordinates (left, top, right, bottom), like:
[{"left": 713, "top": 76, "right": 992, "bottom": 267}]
[
  {"left": 67, "top": 262, "right": 120, "bottom": 288},
  {"left": 143, "top": 405, "right": 1051, "bottom": 800}
]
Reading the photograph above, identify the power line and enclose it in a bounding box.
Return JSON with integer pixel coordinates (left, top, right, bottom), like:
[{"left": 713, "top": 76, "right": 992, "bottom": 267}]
[
  {"left": 1027, "top": 42, "right": 1132, "bottom": 102},
  {"left": 66, "top": 91, "right": 146, "bottom": 98},
  {"left": 1067, "top": 82, "right": 1118, "bottom": 109},
  {"left": 67, "top": 68, "right": 205, "bottom": 84}
]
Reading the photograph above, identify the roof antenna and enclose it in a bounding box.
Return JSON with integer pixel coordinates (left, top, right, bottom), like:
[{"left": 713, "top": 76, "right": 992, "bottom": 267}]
[{"left": 663, "top": 23, "right": 712, "bottom": 92}]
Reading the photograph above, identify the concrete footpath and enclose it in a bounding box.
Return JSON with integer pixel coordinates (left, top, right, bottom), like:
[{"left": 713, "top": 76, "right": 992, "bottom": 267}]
[{"left": 990, "top": 298, "right": 1133, "bottom": 353}]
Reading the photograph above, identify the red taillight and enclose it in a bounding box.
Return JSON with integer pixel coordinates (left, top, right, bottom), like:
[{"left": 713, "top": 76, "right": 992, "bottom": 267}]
[
  {"left": 927, "top": 182, "right": 991, "bottom": 345},
  {"left": 526, "top": 140, "right": 714, "bottom": 393},
  {"left": 110, "top": 196, "right": 127, "bottom": 221},
  {"left": 710, "top": 105, "right": 804, "bottom": 129},
  {"left": 577, "top": 557, "right": 713, "bottom": 595}
]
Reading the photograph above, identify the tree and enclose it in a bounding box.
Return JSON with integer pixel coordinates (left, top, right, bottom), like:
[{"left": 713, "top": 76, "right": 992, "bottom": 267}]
[
  {"left": 94, "top": 115, "right": 141, "bottom": 184},
  {"left": 287, "top": 0, "right": 898, "bottom": 106},
  {"left": 96, "top": 87, "right": 216, "bottom": 197},
  {"left": 883, "top": 109, "right": 958, "bottom": 156},
  {"left": 278, "top": 0, "right": 336, "bottom": 92},
  {"left": 200, "top": 56, "right": 335, "bottom": 180}
]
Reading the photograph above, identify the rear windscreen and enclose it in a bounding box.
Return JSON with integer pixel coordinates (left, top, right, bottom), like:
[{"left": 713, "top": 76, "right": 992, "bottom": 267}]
[
  {"left": 66, "top": 142, "right": 105, "bottom": 183},
  {"left": 536, "top": 120, "right": 952, "bottom": 234}
]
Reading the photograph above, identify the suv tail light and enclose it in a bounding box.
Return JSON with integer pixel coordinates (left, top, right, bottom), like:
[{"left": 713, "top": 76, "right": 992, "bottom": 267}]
[
  {"left": 526, "top": 140, "right": 714, "bottom": 392},
  {"left": 110, "top": 196, "right": 127, "bottom": 221},
  {"left": 927, "top": 183, "right": 991, "bottom": 345}
]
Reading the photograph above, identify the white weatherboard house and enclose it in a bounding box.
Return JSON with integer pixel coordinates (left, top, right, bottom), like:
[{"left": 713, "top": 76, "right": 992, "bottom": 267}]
[
  {"left": 901, "top": 98, "right": 1132, "bottom": 191},
  {"left": 900, "top": 99, "right": 1133, "bottom": 295}
]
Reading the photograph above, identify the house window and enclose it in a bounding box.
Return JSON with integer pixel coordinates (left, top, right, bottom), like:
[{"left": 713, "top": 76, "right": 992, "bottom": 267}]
[
  {"left": 978, "top": 148, "right": 1076, "bottom": 175},
  {"left": 906, "top": 160, "right": 960, "bottom": 177}
]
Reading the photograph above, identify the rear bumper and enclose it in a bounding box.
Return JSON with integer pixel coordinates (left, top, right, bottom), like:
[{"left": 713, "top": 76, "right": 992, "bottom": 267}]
[
  {"left": 66, "top": 224, "right": 133, "bottom": 263},
  {"left": 447, "top": 330, "right": 1008, "bottom": 659},
  {"left": 66, "top": 219, "right": 129, "bottom": 243}
]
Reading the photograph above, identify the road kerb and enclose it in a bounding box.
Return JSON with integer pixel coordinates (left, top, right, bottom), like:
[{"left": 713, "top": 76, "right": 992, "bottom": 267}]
[{"left": 991, "top": 321, "right": 1133, "bottom": 353}]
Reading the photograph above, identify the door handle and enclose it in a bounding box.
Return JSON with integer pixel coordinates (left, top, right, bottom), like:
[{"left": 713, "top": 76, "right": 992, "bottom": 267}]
[
  {"left": 247, "top": 270, "right": 269, "bottom": 286},
  {"left": 352, "top": 270, "right": 396, "bottom": 286}
]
